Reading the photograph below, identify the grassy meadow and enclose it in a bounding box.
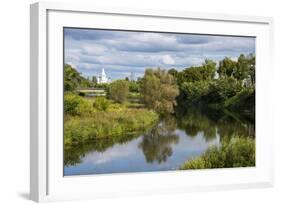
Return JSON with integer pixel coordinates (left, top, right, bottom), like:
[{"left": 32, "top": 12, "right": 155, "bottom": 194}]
[{"left": 64, "top": 93, "right": 158, "bottom": 146}]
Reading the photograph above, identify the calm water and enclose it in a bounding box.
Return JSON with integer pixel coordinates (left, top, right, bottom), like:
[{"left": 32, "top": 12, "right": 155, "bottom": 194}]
[{"left": 64, "top": 108, "right": 255, "bottom": 176}]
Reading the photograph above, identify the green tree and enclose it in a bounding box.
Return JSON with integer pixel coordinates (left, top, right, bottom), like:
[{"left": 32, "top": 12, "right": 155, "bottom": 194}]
[
  {"left": 128, "top": 81, "right": 140, "bottom": 92},
  {"left": 207, "top": 77, "right": 242, "bottom": 104},
  {"left": 140, "top": 68, "right": 179, "bottom": 114},
  {"left": 233, "top": 54, "right": 250, "bottom": 81},
  {"left": 168, "top": 68, "right": 178, "bottom": 77},
  {"left": 218, "top": 57, "right": 237, "bottom": 78},
  {"left": 201, "top": 59, "right": 217, "bottom": 80},
  {"left": 64, "top": 64, "right": 93, "bottom": 91},
  {"left": 177, "top": 59, "right": 216, "bottom": 84},
  {"left": 109, "top": 80, "right": 129, "bottom": 103},
  {"left": 174, "top": 55, "right": 255, "bottom": 110},
  {"left": 179, "top": 81, "right": 210, "bottom": 104},
  {"left": 64, "top": 64, "right": 81, "bottom": 91}
]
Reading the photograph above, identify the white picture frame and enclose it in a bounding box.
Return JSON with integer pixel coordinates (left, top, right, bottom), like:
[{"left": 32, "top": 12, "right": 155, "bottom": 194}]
[{"left": 30, "top": 1, "right": 274, "bottom": 202}]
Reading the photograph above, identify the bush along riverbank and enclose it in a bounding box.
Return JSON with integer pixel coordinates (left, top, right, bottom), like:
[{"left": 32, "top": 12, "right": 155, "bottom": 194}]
[
  {"left": 64, "top": 92, "right": 159, "bottom": 146},
  {"left": 180, "top": 137, "right": 255, "bottom": 170}
]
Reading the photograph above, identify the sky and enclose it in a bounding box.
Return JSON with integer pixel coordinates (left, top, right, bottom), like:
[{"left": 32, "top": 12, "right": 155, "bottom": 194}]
[{"left": 64, "top": 28, "right": 255, "bottom": 80}]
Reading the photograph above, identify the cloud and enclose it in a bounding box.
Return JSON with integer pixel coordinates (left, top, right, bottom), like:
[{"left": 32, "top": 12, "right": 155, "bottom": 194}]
[
  {"left": 102, "top": 33, "right": 181, "bottom": 53},
  {"left": 162, "top": 55, "right": 175, "bottom": 65},
  {"left": 83, "top": 138, "right": 140, "bottom": 165},
  {"left": 64, "top": 28, "right": 255, "bottom": 79},
  {"left": 82, "top": 44, "right": 108, "bottom": 56}
]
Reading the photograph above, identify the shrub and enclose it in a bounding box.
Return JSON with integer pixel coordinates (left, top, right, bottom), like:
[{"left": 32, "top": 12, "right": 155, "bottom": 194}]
[
  {"left": 181, "top": 157, "right": 206, "bottom": 169},
  {"left": 78, "top": 92, "right": 85, "bottom": 97},
  {"left": 180, "top": 137, "right": 255, "bottom": 169},
  {"left": 128, "top": 81, "right": 140, "bottom": 92},
  {"left": 109, "top": 80, "right": 129, "bottom": 103},
  {"left": 179, "top": 81, "right": 210, "bottom": 104},
  {"left": 93, "top": 97, "right": 110, "bottom": 111},
  {"left": 224, "top": 88, "right": 255, "bottom": 111},
  {"left": 64, "top": 92, "right": 92, "bottom": 115}
]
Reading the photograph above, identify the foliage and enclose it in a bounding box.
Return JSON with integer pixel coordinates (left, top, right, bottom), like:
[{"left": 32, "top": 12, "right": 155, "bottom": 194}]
[
  {"left": 128, "top": 81, "right": 140, "bottom": 92},
  {"left": 93, "top": 97, "right": 110, "bottom": 111},
  {"left": 94, "top": 83, "right": 110, "bottom": 90},
  {"left": 64, "top": 92, "right": 93, "bottom": 115},
  {"left": 218, "top": 54, "right": 255, "bottom": 82},
  {"left": 64, "top": 64, "right": 80, "bottom": 91},
  {"left": 177, "top": 59, "right": 216, "bottom": 84},
  {"left": 140, "top": 68, "right": 179, "bottom": 114},
  {"left": 64, "top": 109, "right": 158, "bottom": 146},
  {"left": 180, "top": 137, "right": 255, "bottom": 169},
  {"left": 175, "top": 54, "right": 255, "bottom": 111},
  {"left": 224, "top": 88, "right": 255, "bottom": 111},
  {"left": 179, "top": 80, "right": 210, "bottom": 104},
  {"left": 168, "top": 68, "right": 178, "bottom": 79},
  {"left": 64, "top": 93, "right": 125, "bottom": 115},
  {"left": 64, "top": 64, "right": 94, "bottom": 91},
  {"left": 128, "top": 92, "right": 141, "bottom": 99},
  {"left": 218, "top": 57, "right": 237, "bottom": 78},
  {"left": 178, "top": 77, "right": 243, "bottom": 106},
  {"left": 206, "top": 77, "right": 242, "bottom": 104},
  {"left": 109, "top": 80, "right": 129, "bottom": 103},
  {"left": 233, "top": 54, "right": 251, "bottom": 80}
]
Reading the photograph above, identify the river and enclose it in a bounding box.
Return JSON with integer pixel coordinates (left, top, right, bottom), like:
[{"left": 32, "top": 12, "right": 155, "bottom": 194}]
[{"left": 64, "top": 108, "right": 255, "bottom": 176}]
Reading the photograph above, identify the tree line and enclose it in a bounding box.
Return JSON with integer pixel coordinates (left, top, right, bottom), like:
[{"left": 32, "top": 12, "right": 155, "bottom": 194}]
[
  {"left": 168, "top": 53, "right": 255, "bottom": 113},
  {"left": 64, "top": 53, "right": 255, "bottom": 115}
]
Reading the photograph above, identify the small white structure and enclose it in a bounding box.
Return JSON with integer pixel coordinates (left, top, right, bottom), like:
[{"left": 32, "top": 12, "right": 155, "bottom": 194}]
[
  {"left": 242, "top": 75, "right": 252, "bottom": 88},
  {"left": 97, "top": 68, "right": 110, "bottom": 84}
]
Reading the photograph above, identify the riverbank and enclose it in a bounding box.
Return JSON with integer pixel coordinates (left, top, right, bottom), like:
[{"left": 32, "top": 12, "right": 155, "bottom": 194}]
[
  {"left": 64, "top": 93, "right": 159, "bottom": 146},
  {"left": 180, "top": 137, "right": 255, "bottom": 170}
]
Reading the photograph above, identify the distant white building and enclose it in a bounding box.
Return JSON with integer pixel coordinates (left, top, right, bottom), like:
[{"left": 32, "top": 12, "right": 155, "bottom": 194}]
[
  {"left": 97, "top": 68, "right": 110, "bottom": 84},
  {"left": 242, "top": 75, "right": 252, "bottom": 88}
]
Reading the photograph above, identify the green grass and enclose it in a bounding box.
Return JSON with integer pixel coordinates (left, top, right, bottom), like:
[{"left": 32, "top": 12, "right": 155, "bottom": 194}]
[
  {"left": 64, "top": 108, "right": 158, "bottom": 146},
  {"left": 180, "top": 137, "right": 255, "bottom": 170},
  {"left": 64, "top": 92, "right": 159, "bottom": 146}
]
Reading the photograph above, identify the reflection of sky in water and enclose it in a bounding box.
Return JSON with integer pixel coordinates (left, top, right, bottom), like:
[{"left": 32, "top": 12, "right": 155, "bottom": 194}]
[{"left": 64, "top": 128, "right": 220, "bottom": 176}]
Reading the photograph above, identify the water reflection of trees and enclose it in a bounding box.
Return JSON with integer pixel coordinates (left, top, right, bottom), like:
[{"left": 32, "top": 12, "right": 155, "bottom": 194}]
[
  {"left": 176, "top": 107, "right": 255, "bottom": 142},
  {"left": 64, "top": 131, "right": 143, "bottom": 167},
  {"left": 64, "top": 107, "right": 255, "bottom": 167},
  {"left": 138, "top": 116, "right": 179, "bottom": 164},
  {"left": 177, "top": 111, "right": 217, "bottom": 141}
]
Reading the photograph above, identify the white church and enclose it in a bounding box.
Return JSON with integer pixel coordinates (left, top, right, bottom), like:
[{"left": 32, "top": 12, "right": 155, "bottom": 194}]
[{"left": 97, "top": 68, "right": 110, "bottom": 84}]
